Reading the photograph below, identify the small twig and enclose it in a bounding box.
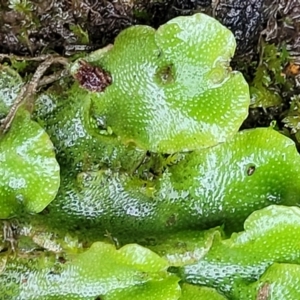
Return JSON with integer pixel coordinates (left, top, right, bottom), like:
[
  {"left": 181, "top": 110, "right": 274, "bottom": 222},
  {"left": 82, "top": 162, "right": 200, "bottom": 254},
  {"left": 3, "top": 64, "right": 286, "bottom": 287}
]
[
  {"left": 0, "top": 55, "right": 69, "bottom": 133},
  {"left": 64, "top": 44, "right": 100, "bottom": 56},
  {"left": 283, "top": 0, "right": 294, "bottom": 15},
  {"left": 107, "top": 13, "right": 131, "bottom": 21},
  {"left": 171, "top": 6, "right": 193, "bottom": 14},
  {"left": 212, "top": 0, "right": 220, "bottom": 18},
  {"left": 0, "top": 54, "right": 52, "bottom": 62},
  {"left": 3, "top": 221, "right": 17, "bottom": 253},
  {"left": 37, "top": 68, "right": 70, "bottom": 88},
  {"left": 0, "top": 84, "right": 28, "bottom": 133}
]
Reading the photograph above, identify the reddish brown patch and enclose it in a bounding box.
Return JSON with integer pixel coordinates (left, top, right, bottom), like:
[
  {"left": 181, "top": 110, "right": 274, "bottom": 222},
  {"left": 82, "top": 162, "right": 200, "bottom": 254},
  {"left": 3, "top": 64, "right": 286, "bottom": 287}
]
[{"left": 75, "top": 60, "right": 112, "bottom": 92}]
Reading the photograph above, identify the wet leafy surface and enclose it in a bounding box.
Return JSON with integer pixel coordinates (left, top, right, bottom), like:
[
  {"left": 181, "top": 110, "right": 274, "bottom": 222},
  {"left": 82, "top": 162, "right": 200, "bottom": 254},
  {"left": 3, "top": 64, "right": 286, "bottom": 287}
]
[
  {"left": 42, "top": 127, "right": 300, "bottom": 238},
  {"left": 232, "top": 263, "right": 300, "bottom": 300},
  {"left": 0, "top": 242, "right": 180, "bottom": 299},
  {"left": 76, "top": 13, "right": 249, "bottom": 153},
  {"left": 146, "top": 228, "right": 222, "bottom": 267},
  {"left": 175, "top": 205, "right": 300, "bottom": 297},
  {"left": 34, "top": 82, "right": 146, "bottom": 173},
  {"left": 2, "top": 206, "right": 300, "bottom": 299},
  {"left": 0, "top": 109, "right": 60, "bottom": 218},
  {"left": 180, "top": 283, "right": 227, "bottom": 300}
]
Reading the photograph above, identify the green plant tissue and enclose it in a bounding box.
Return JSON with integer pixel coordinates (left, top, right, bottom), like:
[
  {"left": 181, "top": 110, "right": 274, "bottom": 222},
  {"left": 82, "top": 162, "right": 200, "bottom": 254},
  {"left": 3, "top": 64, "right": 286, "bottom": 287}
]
[
  {"left": 72, "top": 13, "right": 250, "bottom": 153},
  {"left": 0, "top": 109, "right": 60, "bottom": 218},
  {"left": 176, "top": 205, "right": 300, "bottom": 297},
  {"left": 45, "top": 127, "right": 300, "bottom": 236},
  {"left": 0, "top": 242, "right": 180, "bottom": 300}
]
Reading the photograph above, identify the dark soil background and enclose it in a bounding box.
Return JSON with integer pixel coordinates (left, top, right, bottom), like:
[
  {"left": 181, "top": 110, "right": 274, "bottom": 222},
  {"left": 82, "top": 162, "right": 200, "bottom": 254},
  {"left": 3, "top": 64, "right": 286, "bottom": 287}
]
[
  {"left": 0, "top": 0, "right": 300, "bottom": 134},
  {"left": 1, "top": 1, "right": 299, "bottom": 58}
]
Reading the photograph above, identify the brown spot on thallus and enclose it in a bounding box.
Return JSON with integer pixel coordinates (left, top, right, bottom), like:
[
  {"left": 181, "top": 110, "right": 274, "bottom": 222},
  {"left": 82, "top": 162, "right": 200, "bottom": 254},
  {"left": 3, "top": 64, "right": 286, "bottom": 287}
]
[
  {"left": 156, "top": 64, "right": 175, "bottom": 84},
  {"left": 58, "top": 256, "right": 66, "bottom": 264},
  {"left": 247, "top": 165, "right": 256, "bottom": 176},
  {"left": 75, "top": 60, "right": 112, "bottom": 92}
]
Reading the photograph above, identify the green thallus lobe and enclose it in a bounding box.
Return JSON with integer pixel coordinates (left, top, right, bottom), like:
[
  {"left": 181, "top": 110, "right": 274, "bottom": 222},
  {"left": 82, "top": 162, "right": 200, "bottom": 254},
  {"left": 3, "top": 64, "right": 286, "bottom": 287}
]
[{"left": 45, "top": 127, "right": 300, "bottom": 236}]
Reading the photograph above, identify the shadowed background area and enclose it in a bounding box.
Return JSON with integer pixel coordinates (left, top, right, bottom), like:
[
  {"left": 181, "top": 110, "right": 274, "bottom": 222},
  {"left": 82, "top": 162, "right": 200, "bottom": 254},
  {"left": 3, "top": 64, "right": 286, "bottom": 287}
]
[{"left": 0, "top": 0, "right": 299, "bottom": 60}]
